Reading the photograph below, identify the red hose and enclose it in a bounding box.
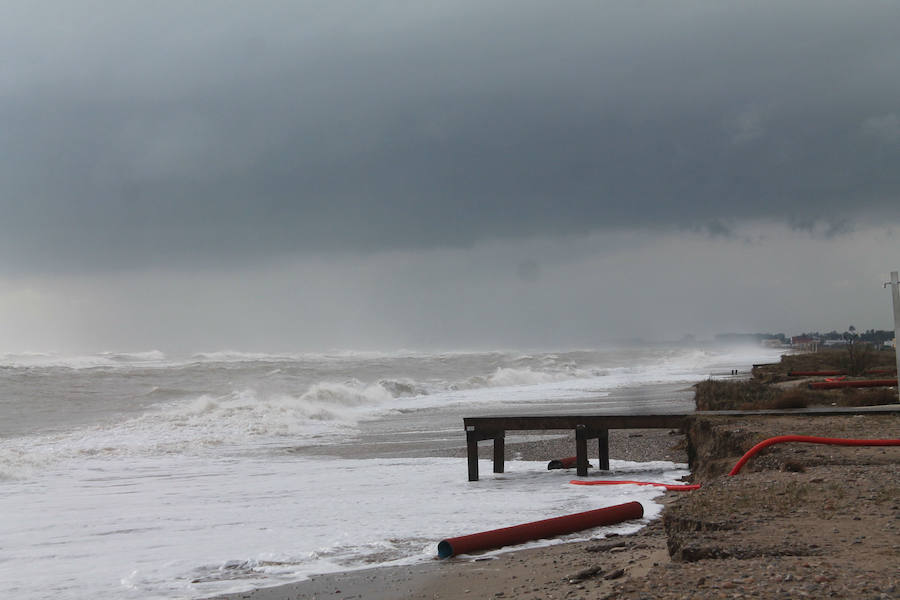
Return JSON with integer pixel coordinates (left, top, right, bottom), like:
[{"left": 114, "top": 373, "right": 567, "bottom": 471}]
[
  {"left": 570, "top": 479, "right": 700, "bottom": 491},
  {"left": 729, "top": 435, "right": 900, "bottom": 475},
  {"left": 808, "top": 378, "right": 897, "bottom": 389},
  {"left": 437, "top": 501, "right": 643, "bottom": 558}
]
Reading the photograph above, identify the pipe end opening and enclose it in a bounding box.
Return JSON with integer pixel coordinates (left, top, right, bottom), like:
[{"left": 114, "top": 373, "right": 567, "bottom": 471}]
[{"left": 437, "top": 540, "right": 453, "bottom": 559}]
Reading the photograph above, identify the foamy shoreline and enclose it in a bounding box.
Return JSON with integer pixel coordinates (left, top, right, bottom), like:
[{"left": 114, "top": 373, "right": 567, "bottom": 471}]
[
  {"left": 207, "top": 427, "right": 689, "bottom": 600},
  {"left": 209, "top": 409, "right": 900, "bottom": 600},
  {"left": 9, "top": 347, "right": 773, "bottom": 600}
]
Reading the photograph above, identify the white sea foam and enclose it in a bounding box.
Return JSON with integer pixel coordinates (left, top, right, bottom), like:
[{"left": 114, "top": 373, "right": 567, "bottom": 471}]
[
  {"left": 486, "top": 366, "right": 572, "bottom": 387},
  {"left": 0, "top": 456, "right": 688, "bottom": 600},
  {"left": 188, "top": 351, "right": 299, "bottom": 363},
  {"left": 0, "top": 350, "right": 173, "bottom": 370},
  {"left": 100, "top": 350, "right": 169, "bottom": 362},
  {"left": 0, "top": 351, "right": 121, "bottom": 369}
]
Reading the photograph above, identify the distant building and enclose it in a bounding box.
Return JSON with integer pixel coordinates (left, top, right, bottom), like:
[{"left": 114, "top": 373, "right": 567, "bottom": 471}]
[{"left": 790, "top": 335, "right": 820, "bottom": 351}]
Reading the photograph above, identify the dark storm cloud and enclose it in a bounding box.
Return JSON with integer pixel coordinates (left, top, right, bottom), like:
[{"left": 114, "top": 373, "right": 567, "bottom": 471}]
[{"left": 2, "top": 1, "right": 900, "bottom": 273}]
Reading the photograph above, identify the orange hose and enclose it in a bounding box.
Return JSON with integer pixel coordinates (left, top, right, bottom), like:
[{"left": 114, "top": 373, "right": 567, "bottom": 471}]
[
  {"left": 570, "top": 479, "right": 700, "bottom": 491},
  {"left": 729, "top": 435, "right": 900, "bottom": 475},
  {"left": 565, "top": 437, "right": 899, "bottom": 495}
]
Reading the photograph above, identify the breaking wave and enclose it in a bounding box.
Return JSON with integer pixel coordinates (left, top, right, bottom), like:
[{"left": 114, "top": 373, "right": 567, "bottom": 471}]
[{"left": 0, "top": 379, "right": 403, "bottom": 474}]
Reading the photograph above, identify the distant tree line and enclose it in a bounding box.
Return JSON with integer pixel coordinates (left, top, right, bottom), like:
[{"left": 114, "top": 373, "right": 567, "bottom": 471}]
[
  {"left": 796, "top": 328, "right": 894, "bottom": 345},
  {"left": 715, "top": 329, "right": 894, "bottom": 345}
]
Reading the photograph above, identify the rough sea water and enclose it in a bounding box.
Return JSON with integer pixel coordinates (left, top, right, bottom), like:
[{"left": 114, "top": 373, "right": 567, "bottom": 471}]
[{"left": 0, "top": 345, "right": 783, "bottom": 599}]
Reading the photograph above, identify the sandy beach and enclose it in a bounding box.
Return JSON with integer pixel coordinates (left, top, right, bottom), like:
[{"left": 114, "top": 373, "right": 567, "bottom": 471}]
[{"left": 211, "top": 411, "right": 899, "bottom": 600}]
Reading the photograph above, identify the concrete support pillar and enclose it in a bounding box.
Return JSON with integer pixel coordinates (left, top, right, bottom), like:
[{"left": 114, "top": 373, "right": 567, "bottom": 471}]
[
  {"left": 575, "top": 425, "right": 589, "bottom": 477},
  {"left": 467, "top": 430, "right": 479, "bottom": 482},
  {"left": 493, "top": 434, "right": 505, "bottom": 473},
  {"left": 597, "top": 428, "right": 610, "bottom": 471}
]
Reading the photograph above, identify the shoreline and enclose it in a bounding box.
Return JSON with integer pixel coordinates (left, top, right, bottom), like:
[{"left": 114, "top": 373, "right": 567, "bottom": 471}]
[
  {"left": 208, "top": 428, "right": 689, "bottom": 600},
  {"left": 210, "top": 409, "right": 899, "bottom": 600}
]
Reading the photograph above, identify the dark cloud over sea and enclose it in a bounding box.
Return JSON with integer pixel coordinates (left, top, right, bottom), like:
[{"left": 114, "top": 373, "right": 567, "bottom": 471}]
[{"left": 1, "top": 1, "right": 899, "bottom": 351}]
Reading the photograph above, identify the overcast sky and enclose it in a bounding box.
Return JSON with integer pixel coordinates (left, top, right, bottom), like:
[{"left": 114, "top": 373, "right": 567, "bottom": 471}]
[{"left": 1, "top": 1, "right": 899, "bottom": 353}]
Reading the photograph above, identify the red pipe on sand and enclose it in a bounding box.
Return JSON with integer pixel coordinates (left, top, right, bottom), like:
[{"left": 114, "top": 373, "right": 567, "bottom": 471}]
[
  {"left": 570, "top": 479, "right": 700, "bottom": 491},
  {"left": 729, "top": 435, "right": 900, "bottom": 475},
  {"left": 808, "top": 378, "right": 897, "bottom": 390},
  {"left": 437, "top": 501, "right": 643, "bottom": 558}
]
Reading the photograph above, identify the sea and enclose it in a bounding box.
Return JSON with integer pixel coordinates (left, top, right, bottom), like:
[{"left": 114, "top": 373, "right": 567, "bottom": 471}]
[{"left": 0, "top": 344, "right": 784, "bottom": 599}]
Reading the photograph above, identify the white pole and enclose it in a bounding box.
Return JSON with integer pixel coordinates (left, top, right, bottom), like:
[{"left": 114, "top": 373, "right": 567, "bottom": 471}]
[{"left": 888, "top": 271, "right": 900, "bottom": 398}]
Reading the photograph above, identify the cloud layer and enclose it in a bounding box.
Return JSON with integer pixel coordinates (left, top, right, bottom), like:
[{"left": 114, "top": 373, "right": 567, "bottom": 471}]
[
  {"left": 1, "top": 222, "right": 895, "bottom": 353},
  {"left": 2, "top": 2, "right": 899, "bottom": 351},
  {"left": 2, "top": 1, "right": 899, "bottom": 275}
]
